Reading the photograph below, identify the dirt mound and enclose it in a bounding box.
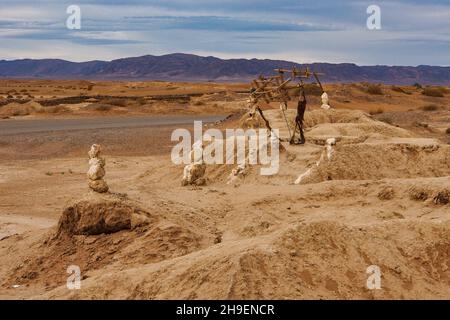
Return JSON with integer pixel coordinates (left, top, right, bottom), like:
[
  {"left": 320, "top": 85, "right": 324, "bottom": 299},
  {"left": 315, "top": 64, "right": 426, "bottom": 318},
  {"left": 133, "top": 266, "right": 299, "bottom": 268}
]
[
  {"left": 271, "top": 220, "right": 450, "bottom": 299},
  {"left": 298, "top": 142, "right": 450, "bottom": 184},
  {"left": 264, "top": 108, "right": 414, "bottom": 143},
  {"left": 306, "top": 122, "right": 413, "bottom": 142},
  {"left": 238, "top": 110, "right": 267, "bottom": 129},
  {"left": 36, "top": 220, "right": 450, "bottom": 299},
  {"left": 3, "top": 194, "right": 212, "bottom": 292},
  {"left": 56, "top": 199, "right": 153, "bottom": 236},
  {"left": 304, "top": 108, "right": 374, "bottom": 127},
  {"left": 238, "top": 108, "right": 376, "bottom": 132}
]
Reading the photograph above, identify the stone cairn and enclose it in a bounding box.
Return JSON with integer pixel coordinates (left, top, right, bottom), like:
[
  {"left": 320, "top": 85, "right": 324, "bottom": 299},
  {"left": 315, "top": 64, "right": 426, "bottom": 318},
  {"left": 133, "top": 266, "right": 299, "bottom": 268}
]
[{"left": 87, "top": 144, "right": 109, "bottom": 193}]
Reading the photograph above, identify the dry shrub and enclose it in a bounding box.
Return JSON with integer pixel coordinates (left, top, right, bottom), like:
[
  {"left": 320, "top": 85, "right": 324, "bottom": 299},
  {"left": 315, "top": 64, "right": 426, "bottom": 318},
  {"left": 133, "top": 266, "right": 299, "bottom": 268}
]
[
  {"left": 437, "top": 86, "right": 449, "bottom": 94},
  {"left": 422, "top": 104, "right": 440, "bottom": 111},
  {"left": 101, "top": 98, "right": 127, "bottom": 107},
  {"left": 136, "top": 97, "right": 147, "bottom": 106},
  {"left": 409, "top": 187, "right": 429, "bottom": 201},
  {"left": 434, "top": 192, "right": 449, "bottom": 205},
  {"left": 367, "top": 84, "right": 383, "bottom": 95},
  {"left": 0, "top": 101, "right": 41, "bottom": 116},
  {"left": 422, "top": 87, "right": 445, "bottom": 97},
  {"left": 13, "top": 109, "right": 29, "bottom": 116},
  {"left": 38, "top": 105, "right": 70, "bottom": 114},
  {"left": 378, "top": 187, "right": 395, "bottom": 200},
  {"left": 85, "top": 103, "right": 114, "bottom": 111},
  {"left": 446, "top": 128, "right": 450, "bottom": 135},
  {"left": 377, "top": 115, "right": 393, "bottom": 125},
  {"left": 369, "top": 108, "right": 384, "bottom": 115},
  {"left": 303, "top": 83, "right": 323, "bottom": 96},
  {"left": 391, "top": 86, "right": 411, "bottom": 95},
  {"left": 192, "top": 100, "right": 205, "bottom": 106}
]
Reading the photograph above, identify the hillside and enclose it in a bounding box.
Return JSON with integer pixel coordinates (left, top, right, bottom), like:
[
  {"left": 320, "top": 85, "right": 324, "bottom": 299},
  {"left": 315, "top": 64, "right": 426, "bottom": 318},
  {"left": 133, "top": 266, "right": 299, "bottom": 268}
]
[{"left": 0, "top": 53, "right": 449, "bottom": 84}]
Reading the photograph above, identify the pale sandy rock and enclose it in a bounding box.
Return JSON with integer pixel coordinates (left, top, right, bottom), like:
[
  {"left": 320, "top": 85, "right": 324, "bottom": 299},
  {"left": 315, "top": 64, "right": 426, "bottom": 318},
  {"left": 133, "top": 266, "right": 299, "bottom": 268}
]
[
  {"left": 321, "top": 92, "right": 331, "bottom": 110},
  {"left": 87, "top": 158, "right": 106, "bottom": 180},
  {"left": 88, "top": 144, "right": 101, "bottom": 159},
  {"left": 182, "top": 141, "right": 207, "bottom": 186},
  {"left": 88, "top": 179, "right": 109, "bottom": 193},
  {"left": 182, "top": 163, "right": 206, "bottom": 186}
]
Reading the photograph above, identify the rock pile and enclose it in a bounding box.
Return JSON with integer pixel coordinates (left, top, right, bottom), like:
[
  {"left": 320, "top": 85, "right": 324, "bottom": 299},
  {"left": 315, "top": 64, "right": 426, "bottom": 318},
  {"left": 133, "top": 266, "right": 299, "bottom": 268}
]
[{"left": 87, "top": 144, "right": 109, "bottom": 193}]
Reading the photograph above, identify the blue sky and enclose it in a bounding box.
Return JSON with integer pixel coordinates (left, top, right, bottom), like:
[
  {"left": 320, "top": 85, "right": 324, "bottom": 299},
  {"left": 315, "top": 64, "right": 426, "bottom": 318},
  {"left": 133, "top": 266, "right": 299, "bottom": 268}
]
[{"left": 0, "top": 0, "right": 449, "bottom": 66}]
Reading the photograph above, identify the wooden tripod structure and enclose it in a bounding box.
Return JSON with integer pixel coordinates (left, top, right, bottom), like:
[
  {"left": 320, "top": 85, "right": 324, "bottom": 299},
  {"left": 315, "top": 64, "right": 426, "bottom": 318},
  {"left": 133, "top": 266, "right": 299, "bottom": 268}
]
[{"left": 247, "top": 67, "right": 325, "bottom": 144}]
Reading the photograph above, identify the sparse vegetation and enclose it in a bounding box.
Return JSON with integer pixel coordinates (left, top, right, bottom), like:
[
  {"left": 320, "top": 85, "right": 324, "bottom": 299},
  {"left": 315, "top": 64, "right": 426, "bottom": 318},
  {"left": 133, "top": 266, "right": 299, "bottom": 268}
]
[
  {"left": 391, "top": 86, "right": 411, "bottom": 95},
  {"left": 422, "top": 87, "right": 445, "bottom": 97},
  {"left": 35, "top": 105, "right": 70, "bottom": 114},
  {"left": 136, "top": 97, "right": 147, "bottom": 106},
  {"left": 369, "top": 108, "right": 384, "bottom": 115},
  {"left": 303, "top": 83, "right": 323, "bottom": 96},
  {"left": 366, "top": 84, "right": 383, "bottom": 95},
  {"left": 422, "top": 104, "right": 439, "bottom": 111},
  {"left": 192, "top": 100, "right": 205, "bottom": 106},
  {"left": 101, "top": 98, "right": 127, "bottom": 107},
  {"left": 415, "top": 122, "right": 429, "bottom": 128},
  {"left": 413, "top": 83, "right": 422, "bottom": 89},
  {"left": 377, "top": 115, "right": 393, "bottom": 125},
  {"left": 85, "top": 103, "right": 114, "bottom": 111}
]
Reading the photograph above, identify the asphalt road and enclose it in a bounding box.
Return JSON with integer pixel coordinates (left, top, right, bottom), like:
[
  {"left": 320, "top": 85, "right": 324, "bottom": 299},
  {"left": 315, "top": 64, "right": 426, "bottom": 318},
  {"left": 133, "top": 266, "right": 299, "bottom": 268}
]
[{"left": 0, "top": 115, "right": 226, "bottom": 135}]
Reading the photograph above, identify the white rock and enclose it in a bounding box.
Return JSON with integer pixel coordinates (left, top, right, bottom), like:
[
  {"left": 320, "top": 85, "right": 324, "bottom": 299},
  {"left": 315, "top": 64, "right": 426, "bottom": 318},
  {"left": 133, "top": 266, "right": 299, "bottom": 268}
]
[{"left": 321, "top": 92, "right": 331, "bottom": 110}]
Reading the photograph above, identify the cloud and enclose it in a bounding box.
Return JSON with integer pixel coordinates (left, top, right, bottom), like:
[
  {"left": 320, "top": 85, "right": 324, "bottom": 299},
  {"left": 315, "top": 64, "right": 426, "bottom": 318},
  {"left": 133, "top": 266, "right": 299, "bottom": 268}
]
[
  {"left": 124, "top": 16, "right": 335, "bottom": 32},
  {"left": 0, "top": 0, "right": 448, "bottom": 65}
]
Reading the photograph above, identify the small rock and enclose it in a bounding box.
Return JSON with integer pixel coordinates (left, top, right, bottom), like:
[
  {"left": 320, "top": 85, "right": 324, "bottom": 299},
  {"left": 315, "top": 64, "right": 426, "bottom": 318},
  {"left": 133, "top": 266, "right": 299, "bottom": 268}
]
[{"left": 88, "top": 179, "right": 109, "bottom": 193}]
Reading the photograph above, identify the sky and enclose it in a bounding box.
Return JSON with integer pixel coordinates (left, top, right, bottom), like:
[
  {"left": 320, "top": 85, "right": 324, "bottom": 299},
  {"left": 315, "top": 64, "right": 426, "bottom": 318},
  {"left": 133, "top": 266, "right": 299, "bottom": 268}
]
[{"left": 0, "top": 0, "right": 449, "bottom": 66}]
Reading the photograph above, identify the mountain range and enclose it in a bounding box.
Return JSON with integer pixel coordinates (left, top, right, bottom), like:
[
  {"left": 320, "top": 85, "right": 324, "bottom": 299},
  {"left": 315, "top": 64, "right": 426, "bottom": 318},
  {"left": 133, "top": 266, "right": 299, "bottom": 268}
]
[{"left": 0, "top": 53, "right": 449, "bottom": 85}]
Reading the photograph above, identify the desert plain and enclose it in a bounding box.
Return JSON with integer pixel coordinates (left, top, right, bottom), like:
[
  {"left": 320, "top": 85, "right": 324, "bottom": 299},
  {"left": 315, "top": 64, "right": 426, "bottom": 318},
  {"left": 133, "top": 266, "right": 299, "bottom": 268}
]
[{"left": 0, "top": 79, "right": 450, "bottom": 299}]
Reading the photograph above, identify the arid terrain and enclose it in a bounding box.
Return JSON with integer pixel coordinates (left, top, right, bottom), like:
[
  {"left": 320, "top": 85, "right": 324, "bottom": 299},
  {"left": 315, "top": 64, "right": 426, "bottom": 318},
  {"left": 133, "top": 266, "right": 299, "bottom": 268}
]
[{"left": 1, "top": 80, "right": 450, "bottom": 299}]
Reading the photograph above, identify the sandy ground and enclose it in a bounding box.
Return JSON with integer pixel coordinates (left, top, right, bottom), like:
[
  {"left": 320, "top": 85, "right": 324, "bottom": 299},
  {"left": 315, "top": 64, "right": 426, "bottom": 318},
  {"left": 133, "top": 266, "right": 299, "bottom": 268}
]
[{"left": 0, "top": 81, "right": 450, "bottom": 299}]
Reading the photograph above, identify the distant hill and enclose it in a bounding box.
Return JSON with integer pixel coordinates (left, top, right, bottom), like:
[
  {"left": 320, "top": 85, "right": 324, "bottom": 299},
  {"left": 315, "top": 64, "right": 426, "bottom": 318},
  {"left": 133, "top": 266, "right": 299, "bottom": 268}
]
[{"left": 0, "top": 53, "right": 449, "bottom": 85}]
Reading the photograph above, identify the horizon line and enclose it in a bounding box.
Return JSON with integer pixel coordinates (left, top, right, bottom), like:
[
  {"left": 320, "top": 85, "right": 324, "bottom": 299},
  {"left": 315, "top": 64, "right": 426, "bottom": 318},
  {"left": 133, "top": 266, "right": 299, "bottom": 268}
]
[{"left": 1, "top": 53, "right": 449, "bottom": 68}]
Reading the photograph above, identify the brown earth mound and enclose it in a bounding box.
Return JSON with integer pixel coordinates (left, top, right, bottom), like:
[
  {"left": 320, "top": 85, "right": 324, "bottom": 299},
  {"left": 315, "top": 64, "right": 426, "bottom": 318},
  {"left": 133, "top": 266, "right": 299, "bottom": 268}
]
[
  {"left": 35, "top": 220, "right": 450, "bottom": 299},
  {"left": 56, "top": 199, "right": 153, "bottom": 237},
  {"left": 303, "top": 108, "right": 374, "bottom": 127},
  {"left": 299, "top": 142, "right": 450, "bottom": 184},
  {"left": 3, "top": 194, "right": 213, "bottom": 292}
]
